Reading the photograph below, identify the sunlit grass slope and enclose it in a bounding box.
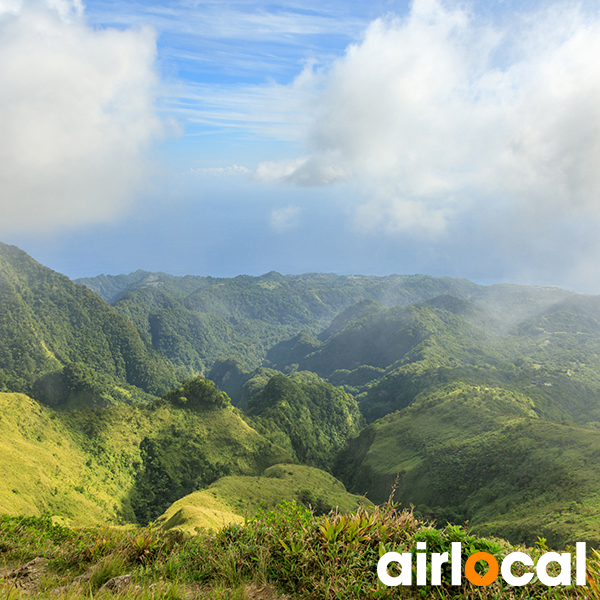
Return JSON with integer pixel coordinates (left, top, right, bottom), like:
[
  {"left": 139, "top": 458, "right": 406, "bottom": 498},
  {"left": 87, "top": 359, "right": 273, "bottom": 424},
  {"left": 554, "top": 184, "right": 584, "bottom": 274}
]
[
  {"left": 0, "top": 389, "right": 292, "bottom": 526},
  {"left": 336, "top": 382, "right": 600, "bottom": 549},
  {"left": 0, "top": 393, "right": 120, "bottom": 523},
  {"left": 156, "top": 463, "right": 369, "bottom": 534},
  {"left": 154, "top": 492, "right": 244, "bottom": 534}
]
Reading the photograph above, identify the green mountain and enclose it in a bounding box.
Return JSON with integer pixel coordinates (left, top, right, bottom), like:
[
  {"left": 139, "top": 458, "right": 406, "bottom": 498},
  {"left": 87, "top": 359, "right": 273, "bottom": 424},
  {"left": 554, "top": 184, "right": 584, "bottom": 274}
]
[
  {"left": 334, "top": 381, "right": 600, "bottom": 549},
  {"left": 244, "top": 371, "right": 364, "bottom": 470},
  {"left": 0, "top": 382, "right": 291, "bottom": 526},
  {"left": 263, "top": 293, "right": 600, "bottom": 425},
  {"left": 78, "top": 270, "right": 572, "bottom": 374},
  {"left": 264, "top": 299, "right": 510, "bottom": 421},
  {"left": 5, "top": 242, "right": 600, "bottom": 552},
  {"left": 0, "top": 243, "right": 179, "bottom": 407}
]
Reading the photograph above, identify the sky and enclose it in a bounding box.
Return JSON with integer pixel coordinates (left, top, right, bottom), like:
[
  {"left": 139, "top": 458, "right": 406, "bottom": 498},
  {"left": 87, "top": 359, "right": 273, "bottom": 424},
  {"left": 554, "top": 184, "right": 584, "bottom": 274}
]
[{"left": 2, "top": 0, "right": 600, "bottom": 292}]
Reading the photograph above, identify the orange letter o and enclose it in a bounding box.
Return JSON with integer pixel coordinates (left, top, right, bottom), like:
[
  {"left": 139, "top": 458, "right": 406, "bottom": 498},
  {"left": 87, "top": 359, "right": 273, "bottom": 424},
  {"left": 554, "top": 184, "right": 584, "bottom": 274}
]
[{"left": 465, "top": 552, "right": 499, "bottom": 587}]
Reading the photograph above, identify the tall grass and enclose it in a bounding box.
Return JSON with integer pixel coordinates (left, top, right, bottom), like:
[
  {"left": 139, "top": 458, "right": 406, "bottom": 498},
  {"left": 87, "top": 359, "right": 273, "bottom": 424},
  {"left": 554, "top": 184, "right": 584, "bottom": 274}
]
[{"left": 1, "top": 504, "right": 599, "bottom": 599}]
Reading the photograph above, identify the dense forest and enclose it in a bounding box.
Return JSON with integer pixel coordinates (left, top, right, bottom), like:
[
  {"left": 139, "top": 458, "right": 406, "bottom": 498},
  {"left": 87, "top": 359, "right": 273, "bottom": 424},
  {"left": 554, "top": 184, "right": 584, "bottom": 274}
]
[{"left": 2, "top": 241, "right": 600, "bottom": 598}]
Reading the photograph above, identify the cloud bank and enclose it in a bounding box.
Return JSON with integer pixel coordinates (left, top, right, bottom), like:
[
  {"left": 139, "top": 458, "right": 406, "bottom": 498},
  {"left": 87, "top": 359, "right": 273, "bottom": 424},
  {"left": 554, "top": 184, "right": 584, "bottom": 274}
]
[
  {"left": 256, "top": 0, "right": 600, "bottom": 234},
  {"left": 0, "top": 0, "right": 163, "bottom": 234}
]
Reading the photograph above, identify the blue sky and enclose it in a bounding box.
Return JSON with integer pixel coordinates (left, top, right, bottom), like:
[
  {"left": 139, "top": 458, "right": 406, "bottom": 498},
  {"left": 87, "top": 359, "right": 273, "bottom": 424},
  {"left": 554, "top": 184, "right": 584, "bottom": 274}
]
[{"left": 2, "top": 0, "right": 600, "bottom": 292}]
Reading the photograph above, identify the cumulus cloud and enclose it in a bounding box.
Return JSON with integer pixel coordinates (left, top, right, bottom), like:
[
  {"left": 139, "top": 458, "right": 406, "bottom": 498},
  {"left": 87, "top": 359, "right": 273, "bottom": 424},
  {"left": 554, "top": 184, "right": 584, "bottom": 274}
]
[
  {"left": 254, "top": 155, "right": 347, "bottom": 186},
  {"left": 0, "top": 0, "right": 22, "bottom": 16},
  {"left": 256, "top": 0, "right": 600, "bottom": 235},
  {"left": 0, "top": 0, "right": 164, "bottom": 234},
  {"left": 270, "top": 205, "right": 300, "bottom": 233}
]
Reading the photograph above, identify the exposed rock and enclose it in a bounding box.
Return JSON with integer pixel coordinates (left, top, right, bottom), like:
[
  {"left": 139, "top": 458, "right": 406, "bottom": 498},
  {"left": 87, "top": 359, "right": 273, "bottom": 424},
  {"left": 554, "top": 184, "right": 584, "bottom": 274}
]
[
  {"left": 73, "top": 567, "right": 93, "bottom": 584},
  {"left": 98, "top": 573, "right": 133, "bottom": 593},
  {"left": 4, "top": 557, "right": 48, "bottom": 592},
  {"left": 244, "top": 584, "right": 291, "bottom": 600}
]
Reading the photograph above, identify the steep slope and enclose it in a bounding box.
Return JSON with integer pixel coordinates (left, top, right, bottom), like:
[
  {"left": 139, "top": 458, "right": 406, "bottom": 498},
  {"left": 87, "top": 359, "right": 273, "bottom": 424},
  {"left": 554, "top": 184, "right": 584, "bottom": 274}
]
[
  {"left": 335, "top": 383, "right": 600, "bottom": 549},
  {"left": 0, "top": 382, "right": 291, "bottom": 526},
  {"left": 0, "top": 393, "right": 119, "bottom": 523},
  {"left": 245, "top": 372, "right": 364, "bottom": 470},
  {"left": 0, "top": 243, "right": 179, "bottom": 407}
]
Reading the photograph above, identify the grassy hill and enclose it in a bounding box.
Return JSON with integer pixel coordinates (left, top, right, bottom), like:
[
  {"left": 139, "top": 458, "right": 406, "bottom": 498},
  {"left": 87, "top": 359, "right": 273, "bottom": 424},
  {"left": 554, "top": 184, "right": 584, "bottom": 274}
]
[
  {"left": 0, "top": 384, "right": 291, "bottom": 526},
  {"left": 335, "top": 382, "right": 600, "bottom": 549},
  {"left": 0, "top": 392, "right": 119, "bottom": 523},
  {"left": 156, "top": 463, "right": 368, "bottom": 534}
]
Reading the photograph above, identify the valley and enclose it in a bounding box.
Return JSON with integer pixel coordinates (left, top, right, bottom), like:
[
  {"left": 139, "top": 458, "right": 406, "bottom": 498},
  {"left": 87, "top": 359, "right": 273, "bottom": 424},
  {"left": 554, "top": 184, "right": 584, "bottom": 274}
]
[{"left": 2, "top": 240, "right": 600, "bottom": 597}]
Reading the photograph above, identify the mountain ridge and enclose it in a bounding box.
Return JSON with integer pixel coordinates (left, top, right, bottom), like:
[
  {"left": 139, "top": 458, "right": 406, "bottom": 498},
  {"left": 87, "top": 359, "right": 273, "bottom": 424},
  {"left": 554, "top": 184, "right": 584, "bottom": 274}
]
[{"left": 75, "top": 268, "right": 575, "bottom": 374}]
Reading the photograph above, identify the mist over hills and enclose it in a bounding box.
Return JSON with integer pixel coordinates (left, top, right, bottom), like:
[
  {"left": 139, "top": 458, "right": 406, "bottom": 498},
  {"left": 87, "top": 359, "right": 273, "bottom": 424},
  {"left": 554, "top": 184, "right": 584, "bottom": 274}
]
[
  {"left": 2, "top": 241, "right": 600, "bottom": 549},
  {"left": 76, "top": 268, "right": 574, "bottom": 375}
]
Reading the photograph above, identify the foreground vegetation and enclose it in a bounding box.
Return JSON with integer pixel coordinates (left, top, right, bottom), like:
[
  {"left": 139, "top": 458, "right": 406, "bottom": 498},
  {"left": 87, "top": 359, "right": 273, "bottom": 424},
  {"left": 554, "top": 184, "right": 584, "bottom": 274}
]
[{"left": 1, "top": 502, "right": 599, "bottom": 600}]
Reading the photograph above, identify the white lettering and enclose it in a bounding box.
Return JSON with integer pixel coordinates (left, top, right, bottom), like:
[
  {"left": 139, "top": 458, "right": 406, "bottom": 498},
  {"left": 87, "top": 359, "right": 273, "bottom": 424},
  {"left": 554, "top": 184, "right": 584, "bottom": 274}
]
[
  {"left": 537, "top": 552, "right": 571, "bottom": 586},
  {"left": 431, "top": 552, "right": 450, "bottom": 585},
  {"left": 501, "top": 552, "right": 534, "bottom": 586},
  {"left": 377, "top": 552, "right": 412, "bottom": 586}
]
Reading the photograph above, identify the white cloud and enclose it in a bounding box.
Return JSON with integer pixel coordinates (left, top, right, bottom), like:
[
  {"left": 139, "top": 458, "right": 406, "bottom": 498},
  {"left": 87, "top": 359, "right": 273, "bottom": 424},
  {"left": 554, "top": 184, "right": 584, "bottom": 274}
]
[
  {"left": 0, "top": 0, "right": 22, "bottom": 16},
  {"left": 254, "top": 155, "right": 348, "bottom": 185},
  {"left": 270, "top": 205, "right": 300, "bottom": 233},
  {"left": 45, "top": 0, "right": 82, "bottom": 21},
  {"left": 354, "top": 190, "right": 453, "bottom": 236},
  {"left": 0, "top": 0, "right": 164, "bottom": 234},
  {"left": 191, "top": 165, "right": 250, "bottom": 175},
  {"left": 256, "top": 0, "right": 600, "bottom": 235}
]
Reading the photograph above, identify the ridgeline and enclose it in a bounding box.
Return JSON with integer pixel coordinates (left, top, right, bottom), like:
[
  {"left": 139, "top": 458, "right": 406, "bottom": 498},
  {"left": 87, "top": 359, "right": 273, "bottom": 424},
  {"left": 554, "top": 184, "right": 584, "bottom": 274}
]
[{"left": 1, "top": 241, "right": 600, "bottom": 560}]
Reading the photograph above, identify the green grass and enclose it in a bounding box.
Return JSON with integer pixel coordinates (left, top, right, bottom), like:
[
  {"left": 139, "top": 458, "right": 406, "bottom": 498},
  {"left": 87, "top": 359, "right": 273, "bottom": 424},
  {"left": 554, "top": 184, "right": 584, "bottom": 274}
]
[
  {"left": 0, "top": 393, "right": 122, "bottom": 523},
  {"left": 0, "top": 391, "right": 291, "bottom": 527},
  {"left": 155, "top": 463, "right": 370, "bottom": 535},
  {"left": 336, "top": 383, "right": 600, "bottom": 549},
  {"left": 1, "top": 503, "right": 599, "bottom": 599}
]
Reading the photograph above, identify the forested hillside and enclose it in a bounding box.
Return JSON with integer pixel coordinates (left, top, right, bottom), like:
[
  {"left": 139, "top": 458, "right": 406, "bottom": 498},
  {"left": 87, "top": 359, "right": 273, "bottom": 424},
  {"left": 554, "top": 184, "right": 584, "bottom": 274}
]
[
  {"left": 77, "top": 269, "right": 573, "bottom": 373},
  {"left": 266, "top": 295, "right": 600, "bottom": 425},
  {"left": 0, "top": 243, "right": 179, "bottom": 407},
  {"left": 2, "top": 242, "right": 600, "bottom": 551},
  {"left": 244, "top": 371, "right": 364, "bottom": 469},
  {"left": 334, "top": 382, "right": 600, "bottom": 549}
]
